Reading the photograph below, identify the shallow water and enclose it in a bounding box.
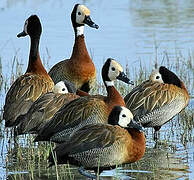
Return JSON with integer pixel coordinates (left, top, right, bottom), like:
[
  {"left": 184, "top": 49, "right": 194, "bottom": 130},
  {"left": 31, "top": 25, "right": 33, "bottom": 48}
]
[
  {"left": 0, "top": 0, "right": 194, "bottom": 179},
  {"left": 1, "top": 0, "right": 194, "bottom": 74}
]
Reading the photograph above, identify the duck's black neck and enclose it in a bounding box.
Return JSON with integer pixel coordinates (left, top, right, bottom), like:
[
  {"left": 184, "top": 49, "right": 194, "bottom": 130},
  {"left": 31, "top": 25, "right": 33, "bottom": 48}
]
[
  {"left": 26, "top": 36, "right": 47, "bottom": 74},
  {"left": 29, "top": 37, "right": 40, "bottom": 61}
]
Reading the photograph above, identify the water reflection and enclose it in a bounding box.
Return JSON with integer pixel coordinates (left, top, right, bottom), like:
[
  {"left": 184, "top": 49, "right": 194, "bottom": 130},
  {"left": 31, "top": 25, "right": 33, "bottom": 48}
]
[
  {"left": 129, "top": 0, "right": 194, "bottom": 60},
  {"left": 6, "top": 143, "right": 191, "bottom": 180},
  {"left": 130, "top": 0, "right": 194, "bottom": 28},
  {"left": 122, "top": 146, "right": 190, "bottom": 179}
]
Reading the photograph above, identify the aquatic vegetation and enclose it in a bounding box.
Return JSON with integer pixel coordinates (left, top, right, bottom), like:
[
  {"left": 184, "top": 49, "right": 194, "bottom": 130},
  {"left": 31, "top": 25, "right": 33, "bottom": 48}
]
[{"left": 0, "top": 46, "right": 193, "bottom": 179}]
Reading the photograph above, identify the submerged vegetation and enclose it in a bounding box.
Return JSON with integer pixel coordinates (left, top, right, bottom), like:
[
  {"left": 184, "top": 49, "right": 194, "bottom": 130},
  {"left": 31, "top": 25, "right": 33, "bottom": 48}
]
[{"left": 0, "top": 48, "right": 193, "bottom": 179}]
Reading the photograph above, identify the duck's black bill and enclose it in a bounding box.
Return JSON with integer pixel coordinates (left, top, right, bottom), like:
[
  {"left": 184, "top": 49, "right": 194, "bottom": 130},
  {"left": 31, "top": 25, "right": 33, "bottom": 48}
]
[
  {"left": 117, "top": 72, "right": 134, "bottom": 85},
  {"left": 83, "top": 16, "right": 99, "bottom": 29},
  {"left": 17, "top": 31, "right": 28, "bottom": 38},
  {"left": 128, "top": 120, "right": 144, "bottom": 132}
]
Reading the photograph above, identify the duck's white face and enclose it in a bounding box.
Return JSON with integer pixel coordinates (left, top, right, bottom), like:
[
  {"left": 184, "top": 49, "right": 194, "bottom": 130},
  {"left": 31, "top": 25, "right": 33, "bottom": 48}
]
[
  {"left": 23, "top": 19, "right": 29, "bottom": 35},
  {"left": 108, "top": 60, "right": 123, "bottom": 81},
  {"left": 76, "top": 5, "right": 90, "bottom": 25},
  {"left": 53, "top": 81, "right": 68, "bottom": 94},
  {"left": 118, "top": 107, "right": 133, "bottom": 128},
  {"left": 150, "top": 69, "right": 164, "bottom": 83}
]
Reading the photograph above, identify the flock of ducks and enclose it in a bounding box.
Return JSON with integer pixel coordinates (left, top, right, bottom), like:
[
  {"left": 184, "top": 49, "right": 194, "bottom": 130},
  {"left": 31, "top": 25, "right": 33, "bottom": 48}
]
[{"left": 3, "top": 4, "right": 190, "bottom": 179}]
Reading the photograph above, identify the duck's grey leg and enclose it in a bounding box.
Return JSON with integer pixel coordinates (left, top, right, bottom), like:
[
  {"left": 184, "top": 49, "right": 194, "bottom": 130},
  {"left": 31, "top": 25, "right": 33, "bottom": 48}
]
[{"left": 78, "top": 166, "right": 101, "bottom": 180}]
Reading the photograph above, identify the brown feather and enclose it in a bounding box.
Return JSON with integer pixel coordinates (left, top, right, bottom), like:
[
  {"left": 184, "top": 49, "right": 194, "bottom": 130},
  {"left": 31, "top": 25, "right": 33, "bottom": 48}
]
[
  {"left": 4, "top": 73, "right": 53, "bottom": 126},
  {"left": 125, "top": 76, "right": 189, "bottom": 129},
  {"left": 49, "top": 35, "right": 96, "bottom": 92},
  {"left": 49, "top": 124, "right": 145, "bottom": 169}
]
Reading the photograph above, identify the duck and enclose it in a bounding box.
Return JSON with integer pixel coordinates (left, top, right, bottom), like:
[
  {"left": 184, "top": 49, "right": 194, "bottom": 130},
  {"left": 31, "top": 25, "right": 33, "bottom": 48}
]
[
  {"left": 124, "top": 66, "right": 190, "bottom": 140},
  {"left": 48, "top": 4, "right": 99, "bottom": 93},
  {"left": 15, "top": 81, "right": 79, "bottom": 135},
  {"left": 3, "top": 15, "right": 54, "bottom": 127},
  {"left": 34, "top": 58, "right": 134, "bottom": 142},
  {"left": 48, "top": 106, "right": 146, "bottom": 179}
]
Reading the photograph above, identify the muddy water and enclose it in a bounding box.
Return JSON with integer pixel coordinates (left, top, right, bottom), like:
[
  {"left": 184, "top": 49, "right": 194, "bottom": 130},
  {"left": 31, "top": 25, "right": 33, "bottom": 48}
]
[{"left": 0, "top": 0, "right": 193, "bottom": 179}]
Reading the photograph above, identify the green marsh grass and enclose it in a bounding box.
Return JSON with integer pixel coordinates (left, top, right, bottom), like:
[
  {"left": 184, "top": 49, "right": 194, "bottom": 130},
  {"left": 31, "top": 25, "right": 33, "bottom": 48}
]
[{"left": 0, "top": 48, "right": 193, "bottom": 179}]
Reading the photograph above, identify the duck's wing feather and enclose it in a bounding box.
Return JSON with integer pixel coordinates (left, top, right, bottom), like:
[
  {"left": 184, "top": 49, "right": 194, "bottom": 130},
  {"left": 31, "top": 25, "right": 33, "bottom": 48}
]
[
  {"left": 16, "top": 93, "right": 78, "bottom": 134},
  {"left": 124, "top": 81, "right": 187, "bottom": 126},
  {"left": 35, "top": 95, "right": 107, "bottom": 141},
  {"left": 48, "top": 124, "right": 116, "bottom": 163},
  {"left": 3, "top": 73, "right": 53, "bottom": 127}
]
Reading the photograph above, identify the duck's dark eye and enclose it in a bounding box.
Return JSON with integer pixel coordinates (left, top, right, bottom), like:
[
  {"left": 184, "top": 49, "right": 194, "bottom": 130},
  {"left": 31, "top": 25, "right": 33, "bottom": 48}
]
[
  {"left": 62, "top": 88, "right": 66, "bottom": 91},
  {"left": 156, "top": 76, "right": 160, "bottom": 79},
  {"left": 112, "top": 67, "right": 115, "bottom": 71},
  {"left": 122, "top": 114, "right": 126, "bottom": 118},
  {"left": 78, "top": 12, "right": 81, "bottom": 15}
]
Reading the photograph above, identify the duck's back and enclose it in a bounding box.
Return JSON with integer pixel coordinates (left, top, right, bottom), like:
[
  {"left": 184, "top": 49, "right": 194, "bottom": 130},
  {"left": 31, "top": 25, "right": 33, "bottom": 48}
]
[
  {"left": 49, "top": 91, "right": 126, "bottom": 143},
  {"left": 48, "top": 59, "right": 70, "bottom": 84},
  {"left": 16, "top": 92, "right": 79, "bottom": 134},
  {"left": 124, "top": 80, "right": 189, "bottom": 127},
  {"left": 36, "top": 95, "right": 108, "bottom": 142},
  {"left": 3, "top": 72, "right": 54, "bottom": 127}
]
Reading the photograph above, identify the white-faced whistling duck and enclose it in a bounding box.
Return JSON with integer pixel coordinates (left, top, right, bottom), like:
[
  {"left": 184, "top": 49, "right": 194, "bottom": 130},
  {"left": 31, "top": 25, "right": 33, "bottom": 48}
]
[
  {"left": 124, "top": 66, "right": 190, "bottom": 140},
  {"left": 48, "top": 4, "right": 99, "bottom": 93},
  {"left": 48, "top": 106, "right": 145, "bottom": 179},
  {"left": 3, "top": 15, "right": 54, "bottom": 127}
]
